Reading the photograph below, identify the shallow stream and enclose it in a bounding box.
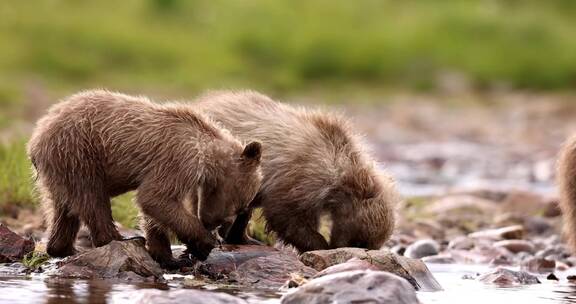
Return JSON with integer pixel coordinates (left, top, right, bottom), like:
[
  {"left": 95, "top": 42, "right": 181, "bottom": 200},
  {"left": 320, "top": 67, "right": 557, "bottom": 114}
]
[{"left": 2, "top": 264, "right": 576, "bottom": 303}]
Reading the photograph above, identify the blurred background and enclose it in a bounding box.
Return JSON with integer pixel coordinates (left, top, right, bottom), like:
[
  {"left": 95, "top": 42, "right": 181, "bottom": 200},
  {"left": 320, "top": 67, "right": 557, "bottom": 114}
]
[{"left": 1, "top": 0, "right": 576, "bottom": 236}]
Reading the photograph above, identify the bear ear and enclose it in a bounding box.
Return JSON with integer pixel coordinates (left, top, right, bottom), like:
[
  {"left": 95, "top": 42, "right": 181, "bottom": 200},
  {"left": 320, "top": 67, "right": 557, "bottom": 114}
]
[{"left": 241, "top": 141, "right": 262, "bottom": 162}]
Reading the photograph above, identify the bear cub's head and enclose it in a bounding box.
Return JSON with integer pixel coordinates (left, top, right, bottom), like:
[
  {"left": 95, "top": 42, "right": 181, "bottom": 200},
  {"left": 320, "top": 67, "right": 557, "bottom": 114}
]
[{"left": 199, "top": 141, "right": 263, "bottom": 231}]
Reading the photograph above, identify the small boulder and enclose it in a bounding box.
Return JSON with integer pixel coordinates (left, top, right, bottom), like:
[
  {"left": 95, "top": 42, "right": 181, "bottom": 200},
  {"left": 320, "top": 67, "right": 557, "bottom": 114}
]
[
  {"left": 493, "top": 240, "right": 535, "bottom": 254},
  {"left": 300, "top": 248, "right": 441, "bottom": 291},
  {"left": 404, "top": 239, "right": 440, "bottom": 259},
  {"left": 281, "top": 270, "right": 419, "bottom": 304},
  {"left": 478, "top": 267, "right": 540, "bottom": 286},
  {"left": 53, "top": 239, "right": 163, "bottom": 281},
  {"left": 0, "top": 223, "right": 34, "bottom": 262},
  {"left": 197, "top": 245, "right": 316, "bottom": 289},
  {"left": 447, "top": 236, "right": 475, "bottom": 250},
  {"left": 132, "top": 289, "right": 247, "bottom": 304}
]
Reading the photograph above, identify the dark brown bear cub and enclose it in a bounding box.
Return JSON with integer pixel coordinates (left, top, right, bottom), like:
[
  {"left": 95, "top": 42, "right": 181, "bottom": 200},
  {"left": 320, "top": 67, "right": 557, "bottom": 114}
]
[{"left": 27, "top": 90, "right": 262, "bottom": 269}]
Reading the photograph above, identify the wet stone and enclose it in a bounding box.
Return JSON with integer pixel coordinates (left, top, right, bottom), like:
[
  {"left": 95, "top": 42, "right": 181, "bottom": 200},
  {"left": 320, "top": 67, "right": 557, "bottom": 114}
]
[
  {"left": 196, "top": 245, "right": 317, "bottom": 289},
  {"left": 281, "top": 270, "right": 419, "bottom": 304},
  {"left": 404, "top": 239, "right": 440, "bottom": 259},
  {"left": 300, "top": 247, "right": 442, "bottom": 291},
  {"left": 478, "top": 267, "right": 540, "bottom": 286},
  {"left": 0, "top": 223, "right": 35, "bottom": 262},
  {"left": 132, "top": 289, "right": 247, "bottom": 304},
  {"left": 52, "top": 239, "right": 163, "bottom": 281},
  {"left": 0, "top": 262, "right": 28, "bottom": 276},
  {"left": 313, "top": 258, "right": 380, "bottom": 278}
]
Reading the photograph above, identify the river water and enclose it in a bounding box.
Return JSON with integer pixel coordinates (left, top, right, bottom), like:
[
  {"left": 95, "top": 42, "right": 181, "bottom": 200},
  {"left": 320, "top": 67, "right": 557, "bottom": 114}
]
[{"left": 2, "top": 264, "right": 576, "bottom": 304}]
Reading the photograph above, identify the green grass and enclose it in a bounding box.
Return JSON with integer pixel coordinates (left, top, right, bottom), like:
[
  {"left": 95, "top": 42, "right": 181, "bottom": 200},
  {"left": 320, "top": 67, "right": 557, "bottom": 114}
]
[
  {"left": 0, "top": 0, "right": 575, "bottom": 108},
  {"left": 0, "top": 139, "right": 35, "bottom": 209},
  {"left": 111, "top": 192, "right": 140, "bottom": 229},
  {"left": 22, "top": 251, "right": 50, "bottom": 270}
]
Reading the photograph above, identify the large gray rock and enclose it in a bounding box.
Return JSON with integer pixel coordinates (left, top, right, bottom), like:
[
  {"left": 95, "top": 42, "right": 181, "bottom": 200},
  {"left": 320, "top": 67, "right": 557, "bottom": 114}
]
[
  {"left": 196, "top": 245, "right": 317, "bottom": 289},
  {"left": 0, "top": 223, "right": 34, "bottom": 262},
  {"left": 281, "top": 270, "right": 420, "bottom": 304},
  {"left": 52, "top": 239, "right": 163, "bottom": 281},
  {"left": 300, "top": 248, "right": 442, "bottom": 291},
  {"left": 132, "top": 289, "right": 247, "bottom": 304}
]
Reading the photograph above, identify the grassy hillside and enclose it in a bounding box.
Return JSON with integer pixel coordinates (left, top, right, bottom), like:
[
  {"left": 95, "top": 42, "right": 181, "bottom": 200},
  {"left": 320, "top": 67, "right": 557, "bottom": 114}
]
[{"left": 1, "top": 0, "right": 576, "bottom": 103}]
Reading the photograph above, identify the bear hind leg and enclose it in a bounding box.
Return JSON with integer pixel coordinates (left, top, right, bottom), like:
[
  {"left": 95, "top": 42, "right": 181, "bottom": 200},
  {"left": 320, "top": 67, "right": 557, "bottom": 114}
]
[
  {"left": 46, "top": 203, "right": 81, "bottom": 258},
  {"left": 76, "top": 192, "right": 122, "bottom": 248}
]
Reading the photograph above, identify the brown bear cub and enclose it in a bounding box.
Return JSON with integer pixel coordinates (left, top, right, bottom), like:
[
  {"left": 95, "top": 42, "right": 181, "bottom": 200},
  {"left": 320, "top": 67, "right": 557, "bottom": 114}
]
[
  {"left": 196, "top": 90, "right": 399, "bottom": 252},
  {"left": 28, "top": 90, "right": 263, "bottom": 269},
  {"left": 558, "top": 135, "right": 576, "bottom": 254}
]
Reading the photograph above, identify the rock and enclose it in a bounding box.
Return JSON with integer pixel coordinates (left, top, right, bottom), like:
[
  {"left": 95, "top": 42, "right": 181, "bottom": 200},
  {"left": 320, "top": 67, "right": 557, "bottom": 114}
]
[
  {"left": 447, "top": 236, "right": 475, "bottom": 250},
  {"left": 523, "top": 217, "right": 553, "bottom": 235},
  {"left": 521, "top": 258, "right": 556, "bottom": 273},
  {"left": 535, "top": 244, "right": 570, "bottom": 260},
  {"left": 391, "top": 245, "right": 406, "bottom": 256},
  {"left": 314, "top": 258, "right": 380, "bottom": 278},
  {"left": 422, "top": 254, "right": 455, "bottom": 264},
  {"left": 547, "top": 273, "right": 559, "bottom": 281},
  {"left": 493, "top": 240, "right": 535, "bottom": 254},
  {"left": 197, "top": 245, "right": 316, "bottom": 289},
  {"left": 0, "top": 223, "right": 34, "bottom": 262},
  {"left": 404, "top": 239, "right": 440, "bottom": 259},
  {"left": 468, "top": 225, "right": 524, "bottom": 240},
  {"left": 478, "top": 267, "right": 540, "bottom": 286},
  {"left": 132, "top": 289, "right": 247, "bottom": 304},
  {"left": 501, "top": 191, "right": 548, "bottom": 217},
  {"left": 52, "top": 239, "right": 163, "bottom": 281},
  {"left": 449, "top": 246, "right": 510, "bottom": 264},
  {"left": 300, "top": 248, "right": 442, "bottom": 291},
  {"left": 543, "top": 198, "right": 561, "bottom": 217},
  {"left": 280, "top": 270, "right": 419, "bottom": 304}
]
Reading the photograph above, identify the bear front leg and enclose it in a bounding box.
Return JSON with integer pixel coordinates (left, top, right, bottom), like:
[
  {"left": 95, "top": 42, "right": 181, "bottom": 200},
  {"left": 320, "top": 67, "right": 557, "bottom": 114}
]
[
  {"left": 140, "top": 215, "right": 195, "bottom": 270},
  {"left": 219, "top": 209, "right": 262, "bottom": 245},
  {"left": 137, "top": 189, "right": 216, "bottom": 261},
  {"left": 265, "top": 207, "right": 329, "bottom": 252}
]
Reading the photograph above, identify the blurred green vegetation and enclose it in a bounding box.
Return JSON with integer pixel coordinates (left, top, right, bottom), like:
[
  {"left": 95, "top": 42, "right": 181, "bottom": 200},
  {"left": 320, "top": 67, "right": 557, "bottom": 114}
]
[
  {"left": 1, "top": 0, "right": 576, "bottom": 241},
  {"left": 1, "top": 0, "right": 576, "bottom": 104},
  {"left": 0, "top": 140, "right": 35, "bottom": 209}
]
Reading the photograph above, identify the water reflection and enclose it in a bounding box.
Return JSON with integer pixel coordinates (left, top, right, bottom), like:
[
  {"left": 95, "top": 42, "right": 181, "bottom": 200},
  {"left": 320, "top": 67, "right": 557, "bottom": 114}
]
[{"left": 4, "top": 268, "right": 576, "bottom": 304}]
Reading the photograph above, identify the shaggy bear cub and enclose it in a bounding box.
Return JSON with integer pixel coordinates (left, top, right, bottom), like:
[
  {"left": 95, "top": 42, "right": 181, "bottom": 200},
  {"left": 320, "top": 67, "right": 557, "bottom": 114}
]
[
  {"left": 28, "top": 90, "right": 262, "bottom": 269},
  {"left": 196, "top": 90, "right": 399, "bottom": 252}
]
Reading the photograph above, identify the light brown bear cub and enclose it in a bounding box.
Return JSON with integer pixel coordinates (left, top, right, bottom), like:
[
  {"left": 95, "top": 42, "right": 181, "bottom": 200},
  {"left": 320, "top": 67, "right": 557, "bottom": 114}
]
[
  {"left": 27, "top": 90, "right": 262, "bottom": 269},
  {"left": 558, "top": 135, "right": 576, "bottom": 254},
  {"left": 196, "top": 90, "right": 399, "bottom": 253}
]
